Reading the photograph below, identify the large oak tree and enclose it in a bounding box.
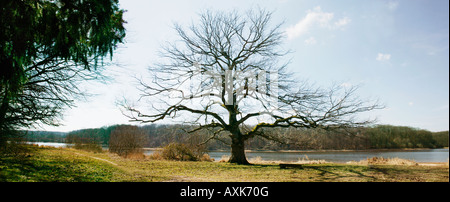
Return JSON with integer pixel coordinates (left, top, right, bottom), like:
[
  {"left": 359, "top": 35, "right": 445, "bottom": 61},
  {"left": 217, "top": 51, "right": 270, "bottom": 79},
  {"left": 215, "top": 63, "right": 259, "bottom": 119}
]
[{"left": 123, "top": 9, "right": 381, "bottom": 164}]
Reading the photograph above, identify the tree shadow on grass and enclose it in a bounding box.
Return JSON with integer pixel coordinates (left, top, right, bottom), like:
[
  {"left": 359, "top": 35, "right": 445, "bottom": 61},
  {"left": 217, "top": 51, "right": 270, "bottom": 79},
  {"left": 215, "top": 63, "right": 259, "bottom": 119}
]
[
  {"left": 1, "top": 153, "right": 115, "bottom": 182},
  {"left": 299, "top": 165, "right": 378, "bottom": 182}
]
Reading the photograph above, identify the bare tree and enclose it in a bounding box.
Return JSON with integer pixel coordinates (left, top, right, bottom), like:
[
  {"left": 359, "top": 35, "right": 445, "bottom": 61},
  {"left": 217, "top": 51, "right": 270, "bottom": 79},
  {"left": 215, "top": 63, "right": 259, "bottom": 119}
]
[
  {"left": 109, "top": 125, "right": 148, "bottom": 157},
  {"left": 122, "top": 9, "right": 381, "bottom": 164}
]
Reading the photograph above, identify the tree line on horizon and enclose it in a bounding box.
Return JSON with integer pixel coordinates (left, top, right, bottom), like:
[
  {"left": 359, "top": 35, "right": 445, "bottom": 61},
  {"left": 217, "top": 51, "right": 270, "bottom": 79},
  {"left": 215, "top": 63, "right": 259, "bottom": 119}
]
[{"left": 24, "top": 124, "right": 449, "bottom": 150}]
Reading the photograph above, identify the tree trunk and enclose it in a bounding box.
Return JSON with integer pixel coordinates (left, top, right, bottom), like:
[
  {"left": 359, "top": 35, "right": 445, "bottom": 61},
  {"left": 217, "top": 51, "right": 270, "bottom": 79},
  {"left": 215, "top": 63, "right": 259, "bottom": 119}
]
[
  {"left": 0, "top": 89, "right": 11, "bottom": 148},
  {"left": 228, "top": 132, "right": 250, "bottom": 165},
  {"left": 226, "top": 101, "right": 250, "bottom": 165}
]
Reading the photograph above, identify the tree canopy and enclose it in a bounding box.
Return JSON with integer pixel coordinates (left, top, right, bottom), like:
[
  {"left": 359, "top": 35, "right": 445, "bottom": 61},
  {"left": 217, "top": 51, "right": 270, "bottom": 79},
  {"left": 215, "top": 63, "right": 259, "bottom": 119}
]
[{"left": 0, "top": 0, "right": 126, "bottom": 145}]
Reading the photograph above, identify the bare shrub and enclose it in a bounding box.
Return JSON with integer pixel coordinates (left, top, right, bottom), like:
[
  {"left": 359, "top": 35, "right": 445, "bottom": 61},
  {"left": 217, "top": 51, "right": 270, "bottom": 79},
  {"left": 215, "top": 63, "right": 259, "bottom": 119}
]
[
  {"left": 147, "top": 151, "right": 164, "bottom": 160},
  {"left": 150, "top": 143, "right": 212, "bottom": 161},
  {"left": 295, "top": 155, "right": 328, "bottom": 164},
  {"left": 347, "top": 156, "right": 418, "bottom": 166},
  {"left": 218, "top": 155, "right": 230, "bottom": 163},
  {"left": 109, "top": 125, "right": 148, "bottom": 158},
  {"left": 199, "top": 153, "right": 213, "bottom": 161}
]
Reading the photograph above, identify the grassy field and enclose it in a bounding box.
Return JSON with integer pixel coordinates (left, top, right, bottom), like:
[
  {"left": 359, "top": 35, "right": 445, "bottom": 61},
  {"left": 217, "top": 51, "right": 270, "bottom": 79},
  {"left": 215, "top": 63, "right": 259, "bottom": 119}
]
[{"left": 0, "top": 146, "right": 448, "bottom": 182}]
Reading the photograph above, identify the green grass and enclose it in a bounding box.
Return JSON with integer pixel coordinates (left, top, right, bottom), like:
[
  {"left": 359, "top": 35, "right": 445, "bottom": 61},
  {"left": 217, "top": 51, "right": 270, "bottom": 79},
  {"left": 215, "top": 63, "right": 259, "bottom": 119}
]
[
  {"left": 0, "top": 147, "right": 123, "bottom": 182},
  {"left": 1, "top": 146, "right": 448, "bottom": 182}
]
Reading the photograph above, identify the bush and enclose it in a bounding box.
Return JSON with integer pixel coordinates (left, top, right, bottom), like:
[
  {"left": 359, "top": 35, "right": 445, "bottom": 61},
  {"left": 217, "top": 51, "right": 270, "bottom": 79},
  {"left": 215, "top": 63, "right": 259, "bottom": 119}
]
[
  {"left": 109, "top": 125, "right": 147, "bottom": 158},
  {"left": 151, "top": 143, "right": 212, "bottom": 161}
]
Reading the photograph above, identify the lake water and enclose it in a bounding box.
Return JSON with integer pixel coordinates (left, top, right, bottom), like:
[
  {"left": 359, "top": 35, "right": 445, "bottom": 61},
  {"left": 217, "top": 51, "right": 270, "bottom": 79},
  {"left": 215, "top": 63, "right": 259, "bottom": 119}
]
[
  {"left": 204, "top": 149, "right": 449, "bottom": 163},
  {"left": 29, "top": 142, "right": 449, "bottom": 163}
]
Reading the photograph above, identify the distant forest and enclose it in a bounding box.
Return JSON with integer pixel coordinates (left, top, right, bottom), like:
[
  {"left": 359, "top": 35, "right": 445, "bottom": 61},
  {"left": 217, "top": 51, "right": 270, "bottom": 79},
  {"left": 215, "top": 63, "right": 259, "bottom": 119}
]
[{"left": 23, "top": 124, "right": 448, "bottom": 151}]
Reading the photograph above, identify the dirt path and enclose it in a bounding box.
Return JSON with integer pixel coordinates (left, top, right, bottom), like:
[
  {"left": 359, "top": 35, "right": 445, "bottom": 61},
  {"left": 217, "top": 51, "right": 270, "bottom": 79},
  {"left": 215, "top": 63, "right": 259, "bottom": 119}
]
[{"left": 73, "top": 152, "right": 118, "bottom": 166}]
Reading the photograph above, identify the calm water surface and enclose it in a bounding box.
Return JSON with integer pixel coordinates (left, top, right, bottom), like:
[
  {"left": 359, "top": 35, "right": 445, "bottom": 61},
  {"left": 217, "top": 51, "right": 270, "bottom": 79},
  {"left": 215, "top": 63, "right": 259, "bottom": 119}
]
[
  {"left": 29, "top": 142, "right": 449, "bottom": 163},
  {"left": 205, "top": 149, "right": 449, "bottom": 163}
]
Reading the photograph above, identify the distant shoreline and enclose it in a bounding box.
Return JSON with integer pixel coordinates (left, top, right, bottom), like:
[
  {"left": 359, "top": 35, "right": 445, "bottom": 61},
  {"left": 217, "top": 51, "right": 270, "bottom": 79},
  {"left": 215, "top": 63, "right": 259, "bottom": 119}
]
[
  {"left": 28, "top": 142, "right": 448, "bottom": 153},
  {"left": 142, "top": 147, "right": 449, "bottom": 153}
]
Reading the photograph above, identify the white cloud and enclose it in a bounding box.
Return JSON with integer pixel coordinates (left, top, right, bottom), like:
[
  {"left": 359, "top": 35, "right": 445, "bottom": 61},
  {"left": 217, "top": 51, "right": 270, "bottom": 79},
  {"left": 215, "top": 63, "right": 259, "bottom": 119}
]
[
  {"left": 376, "top": 53, "right": 391, "bottom": 61},
  {"left": 408, "top": 102, "right": 414, "bottom": 107},
  {"left": 304, "top": 36, "right": 317, "bottom": 45},
  {"left": 285, "top": 6, "right": 350, "bottom": 40},
  {"left": 387, "top": 1, "right": 399, "bottom": 11},
  {"left": 334, "top": 17, "right": 351, "bottom": 29}
]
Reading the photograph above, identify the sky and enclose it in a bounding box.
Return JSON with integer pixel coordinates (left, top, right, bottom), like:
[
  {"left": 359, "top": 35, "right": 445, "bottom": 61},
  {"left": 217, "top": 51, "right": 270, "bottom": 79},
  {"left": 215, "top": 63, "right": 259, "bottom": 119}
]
[{"left": 41, "top": 0, "right": 449, "bottom": 132}]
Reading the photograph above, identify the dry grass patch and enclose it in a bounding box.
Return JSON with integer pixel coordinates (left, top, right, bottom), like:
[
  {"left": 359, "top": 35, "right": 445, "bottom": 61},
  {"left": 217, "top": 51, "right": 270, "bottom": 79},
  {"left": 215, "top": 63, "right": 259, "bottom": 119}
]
[
  {"left": 347, "top": 157, "right": 418, "bottom": 166},
  {"left": 220, "top": 155, "right": 329, "bottom": 165},
  {"left": 294, "top": 155, "right": 328, "bottom": 164},
  {"left": 248, "top": 155, "right": 328, "bottom": 165}
]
